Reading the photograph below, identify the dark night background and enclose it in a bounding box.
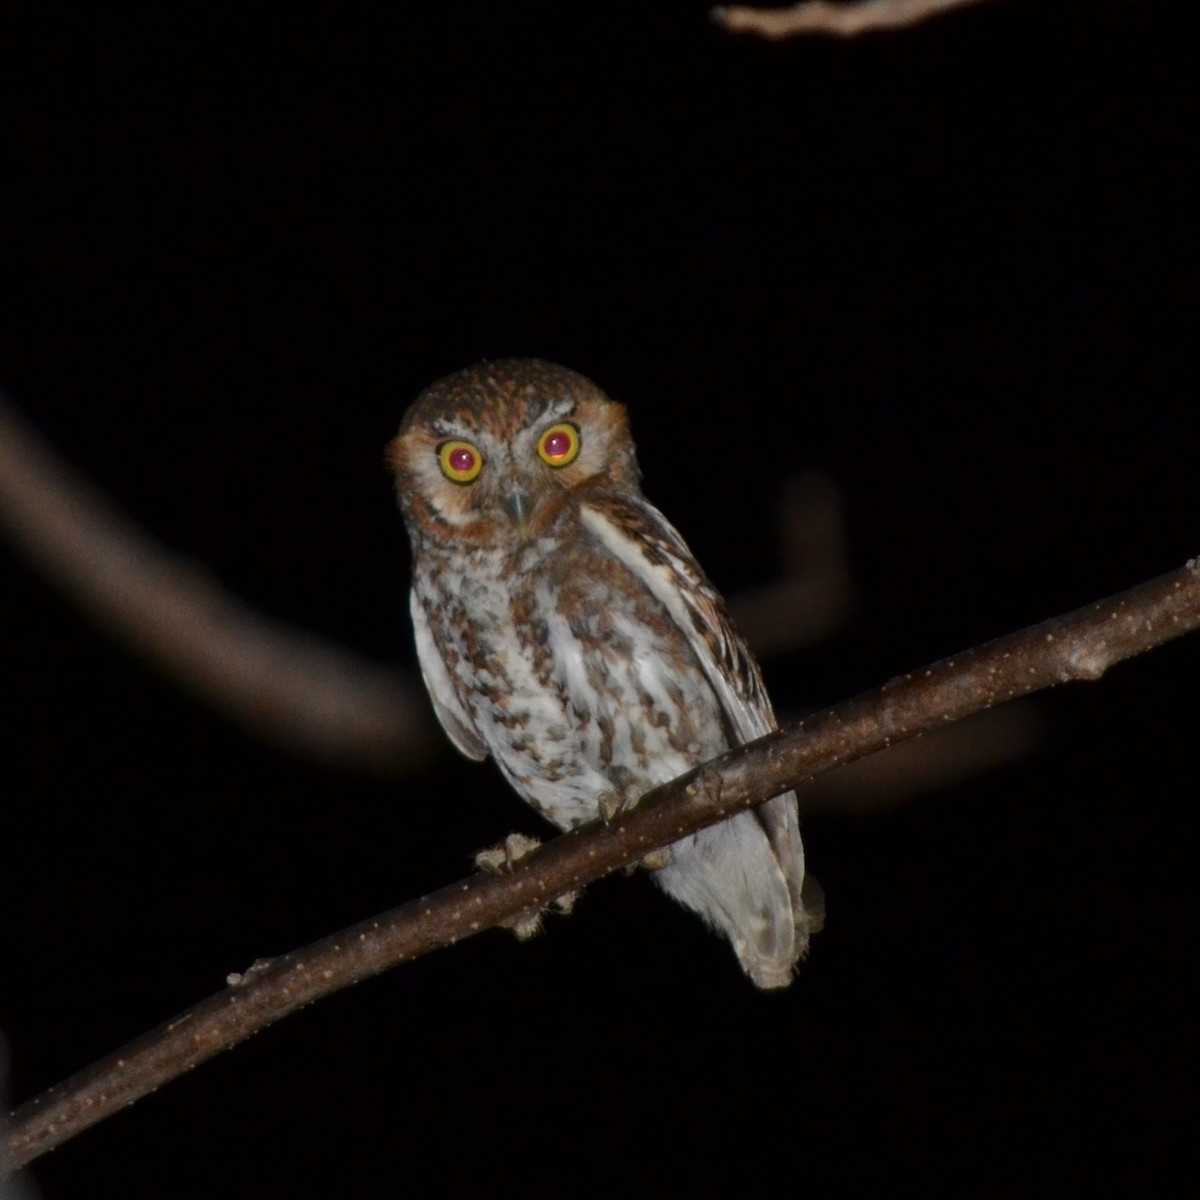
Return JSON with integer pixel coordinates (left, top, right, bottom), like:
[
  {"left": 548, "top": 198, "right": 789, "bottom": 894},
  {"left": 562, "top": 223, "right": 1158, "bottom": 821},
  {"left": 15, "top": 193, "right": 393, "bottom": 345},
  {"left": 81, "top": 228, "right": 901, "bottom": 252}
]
[{"left": 1, "top": 4, "right": 1196, "bottom": 1196}]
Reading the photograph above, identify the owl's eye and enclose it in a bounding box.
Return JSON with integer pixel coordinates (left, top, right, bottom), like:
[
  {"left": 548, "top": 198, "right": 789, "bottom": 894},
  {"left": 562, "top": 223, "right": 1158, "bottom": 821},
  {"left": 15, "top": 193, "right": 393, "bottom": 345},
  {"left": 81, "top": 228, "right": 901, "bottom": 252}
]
[
  {"left": 438, "top": 440, "right": 483, "bottom": 483},
  {"left": 537, "top": 423, "right": 581, "bottom": 468}
]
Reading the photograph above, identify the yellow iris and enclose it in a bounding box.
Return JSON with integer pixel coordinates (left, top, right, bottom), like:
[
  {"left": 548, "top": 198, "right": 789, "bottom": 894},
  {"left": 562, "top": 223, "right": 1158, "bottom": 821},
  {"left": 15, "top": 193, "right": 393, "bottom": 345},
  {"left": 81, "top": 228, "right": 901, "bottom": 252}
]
[
  {"left": 438, "top": 440, "right": 483, "bottom": 483},
  {"left": 537, "top": 423, "right": 581, "bottom": 468}
]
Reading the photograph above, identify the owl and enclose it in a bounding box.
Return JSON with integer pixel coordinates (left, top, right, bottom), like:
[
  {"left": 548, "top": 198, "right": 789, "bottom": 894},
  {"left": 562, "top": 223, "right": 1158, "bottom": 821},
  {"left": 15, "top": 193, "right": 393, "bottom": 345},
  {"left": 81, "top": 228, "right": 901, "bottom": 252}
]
[{"left": 387, "top": 359, "right": 821, "bottom": 988}]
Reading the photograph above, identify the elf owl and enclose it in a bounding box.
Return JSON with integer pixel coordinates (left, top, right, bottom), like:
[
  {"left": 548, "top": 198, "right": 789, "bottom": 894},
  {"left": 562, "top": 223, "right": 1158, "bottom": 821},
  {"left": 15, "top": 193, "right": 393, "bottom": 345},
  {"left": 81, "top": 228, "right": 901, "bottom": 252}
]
[{"left": 388, "top": 359, "right": 821, "bottom": 988}]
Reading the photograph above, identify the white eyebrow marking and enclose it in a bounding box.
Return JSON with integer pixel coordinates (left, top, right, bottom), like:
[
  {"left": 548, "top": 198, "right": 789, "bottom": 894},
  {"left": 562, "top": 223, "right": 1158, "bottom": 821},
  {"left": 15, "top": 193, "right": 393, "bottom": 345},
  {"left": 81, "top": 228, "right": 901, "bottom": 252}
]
[{"left": 431, "top": 418, "right": 478, "bottom": 439}]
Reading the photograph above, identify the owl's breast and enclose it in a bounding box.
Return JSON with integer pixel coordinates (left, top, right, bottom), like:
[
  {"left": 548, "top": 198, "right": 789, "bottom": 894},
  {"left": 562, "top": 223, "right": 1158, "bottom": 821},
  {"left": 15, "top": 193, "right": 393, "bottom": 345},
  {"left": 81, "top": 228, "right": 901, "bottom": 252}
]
[{"left": 417, "top": 529, "right": 730, "bottom": 830}]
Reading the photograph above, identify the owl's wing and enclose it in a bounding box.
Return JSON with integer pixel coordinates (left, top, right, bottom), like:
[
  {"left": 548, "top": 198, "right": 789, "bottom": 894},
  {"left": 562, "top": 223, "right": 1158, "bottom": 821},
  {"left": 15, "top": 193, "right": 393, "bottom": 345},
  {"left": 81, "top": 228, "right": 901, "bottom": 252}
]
[
  {"left": 580, "top": 494, "right": 813, "bottom": 936},
  {"left": 410, "top": 589, "right": 489, "bottom": 761},
  {"left": 579, "top": 494, "right": 775, "bottom": 742}
]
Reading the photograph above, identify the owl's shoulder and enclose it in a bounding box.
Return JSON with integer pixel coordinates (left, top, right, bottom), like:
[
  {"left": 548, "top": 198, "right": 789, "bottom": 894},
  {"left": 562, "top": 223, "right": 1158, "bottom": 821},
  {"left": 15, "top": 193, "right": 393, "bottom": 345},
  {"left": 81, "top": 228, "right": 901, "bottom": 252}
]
[{"left": 572, "top": 486, "right": 776, "bottom": 740}]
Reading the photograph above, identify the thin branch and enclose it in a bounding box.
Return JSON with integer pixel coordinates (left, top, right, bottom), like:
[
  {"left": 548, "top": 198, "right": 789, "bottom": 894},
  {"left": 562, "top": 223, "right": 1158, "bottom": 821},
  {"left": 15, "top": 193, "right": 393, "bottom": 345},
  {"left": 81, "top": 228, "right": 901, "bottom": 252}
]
[
  {"left": 0, "top": 1036, "right": 37, "bottom": 1200},
  {"left": 714, "top": 0, "right": 1001, "bottom": 39},
  {"left": 798, "top": 703, "right": 1042, "bottom": 813},
  {"left": 0, "top": 394, "right": 437, "bottom": 772},
  {"left": 8, "top": 556, "right": 1198, "bottom": 1172}
]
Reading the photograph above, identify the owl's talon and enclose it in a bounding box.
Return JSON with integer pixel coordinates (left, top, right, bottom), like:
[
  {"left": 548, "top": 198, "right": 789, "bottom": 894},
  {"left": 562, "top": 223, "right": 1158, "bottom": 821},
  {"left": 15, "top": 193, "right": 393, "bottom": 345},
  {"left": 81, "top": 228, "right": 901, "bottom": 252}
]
[
  {"left": 474, "top": 831, "right": 543, "bottom": 873},
  {"left": 598, "top": 782, "right": 644, "bottom": 825},
  {"left": 506, "top": 910, "right": 544, "bottom": 940},
  {"left": 638, "top": 847, "right": 672, "bottom": 872},
  {"left": 597, "top": 792, "right": 622, "bottom": 825},
  {"left": 500, "top": 885, "right": 579, "bottom": 940},
  {"left": 621, "top": 847, "right": 673, "bottom": 876},
  {"left": 475, "top": 833, "right": 579, "bottom": 940}
]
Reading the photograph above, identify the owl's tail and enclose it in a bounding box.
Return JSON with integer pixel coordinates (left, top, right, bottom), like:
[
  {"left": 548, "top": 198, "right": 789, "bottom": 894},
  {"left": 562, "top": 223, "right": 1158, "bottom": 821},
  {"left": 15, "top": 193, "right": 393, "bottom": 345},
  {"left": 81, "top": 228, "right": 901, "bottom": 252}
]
[{"left": 653, "top": 801, "right": 819, "bottom": 989}]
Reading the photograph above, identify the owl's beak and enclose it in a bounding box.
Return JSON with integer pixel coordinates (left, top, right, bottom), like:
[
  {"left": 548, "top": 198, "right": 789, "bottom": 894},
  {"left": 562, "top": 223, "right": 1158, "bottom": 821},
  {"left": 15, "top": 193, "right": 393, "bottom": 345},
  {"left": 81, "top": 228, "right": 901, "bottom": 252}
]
[{"left": 502, "top": 489, "right": 537, "bottom": 531}]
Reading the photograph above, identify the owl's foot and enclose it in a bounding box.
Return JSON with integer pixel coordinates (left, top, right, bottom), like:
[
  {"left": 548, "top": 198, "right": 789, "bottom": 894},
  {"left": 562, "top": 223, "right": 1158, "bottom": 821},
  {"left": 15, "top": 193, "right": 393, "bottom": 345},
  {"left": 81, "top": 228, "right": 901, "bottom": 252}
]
[
  {"left": 598, "top": 773, "right": 647, "bottom": 825},
  {"left": 598, "top": 787, "right": 672, "bottom": 873},
  {"left": 620, "top": 846, "right": 673, "bottom": 875},
  {"left": 597, "top": 790, "right": 626, "bottom": 825},
  {"left": 504, "top": 910, "right": 545, "bottom": 941},
  {"left": 474, "top": 833, "right": 579, "bottom": 941},
  {"left": 550, "top": 889, "right": 579, "bottom": 916},
  {"left": 474, "top": 831, "right": 543, "bottom": 873},
  {"left": 637, "top": 847, "right": 672, "bottom": 871}
]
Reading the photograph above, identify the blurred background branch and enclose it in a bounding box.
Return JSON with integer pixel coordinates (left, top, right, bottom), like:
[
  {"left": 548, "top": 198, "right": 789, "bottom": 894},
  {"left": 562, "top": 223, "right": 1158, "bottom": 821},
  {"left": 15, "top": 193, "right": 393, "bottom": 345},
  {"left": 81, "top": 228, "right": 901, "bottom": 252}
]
[
  {"left": 0, "top": 393, "right": 437, "bottom": 773},
  {"left": 715, "top": 0, "right": 1001, "bottom": 38}
]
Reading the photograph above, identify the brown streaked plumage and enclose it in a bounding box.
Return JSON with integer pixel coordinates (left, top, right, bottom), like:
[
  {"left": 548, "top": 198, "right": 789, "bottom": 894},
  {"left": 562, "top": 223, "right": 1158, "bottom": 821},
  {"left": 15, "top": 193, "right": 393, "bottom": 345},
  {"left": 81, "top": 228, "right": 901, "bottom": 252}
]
[{"left": 388, "top": 359, "right": 821, "bottom": 987}]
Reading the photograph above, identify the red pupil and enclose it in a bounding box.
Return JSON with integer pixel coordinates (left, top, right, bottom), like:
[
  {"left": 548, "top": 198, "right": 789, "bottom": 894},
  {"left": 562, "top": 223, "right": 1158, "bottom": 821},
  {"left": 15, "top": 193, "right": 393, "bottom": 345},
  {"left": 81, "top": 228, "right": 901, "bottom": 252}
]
[
  {"left": 544, "top": 432, "right": 572, "bottom": 458},
  {"left": 448, "top": 447, "right": 476, "bottom": 474}
]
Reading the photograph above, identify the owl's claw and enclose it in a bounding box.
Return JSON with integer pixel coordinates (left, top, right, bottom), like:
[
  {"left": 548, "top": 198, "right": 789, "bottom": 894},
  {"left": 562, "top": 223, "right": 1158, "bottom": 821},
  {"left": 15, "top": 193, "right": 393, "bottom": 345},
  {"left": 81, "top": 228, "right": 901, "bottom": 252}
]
[
  {"left": 474, "top": 831, "right": 543, "bottom": 873},
  {"left": 474, "top": 832, "right": 579, "bottom": 941},
  {"left": 506, "top": 910, "right": 545, "bottom": 940},
  {"left": 638, "top": 847, "right": 672, "bottom": 871},
  {"left": 597, "top": 791, "right": 624, "bottom": 825},
  {"left": 599, "top": 787, "right": 672, "bottom": 872},
  {"left": 598, "top": 775, "right": 645, "bottom": 825},
  {"left": 620, "top": 846, "right": 673, "bottom": 875}
]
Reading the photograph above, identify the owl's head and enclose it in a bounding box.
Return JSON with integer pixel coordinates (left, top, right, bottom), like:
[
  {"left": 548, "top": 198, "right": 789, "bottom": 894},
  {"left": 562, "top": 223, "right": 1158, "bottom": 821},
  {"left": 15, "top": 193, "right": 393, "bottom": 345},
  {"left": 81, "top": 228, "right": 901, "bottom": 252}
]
[{"left": 388, "top": 359, "right": 640, "bottom": 543}]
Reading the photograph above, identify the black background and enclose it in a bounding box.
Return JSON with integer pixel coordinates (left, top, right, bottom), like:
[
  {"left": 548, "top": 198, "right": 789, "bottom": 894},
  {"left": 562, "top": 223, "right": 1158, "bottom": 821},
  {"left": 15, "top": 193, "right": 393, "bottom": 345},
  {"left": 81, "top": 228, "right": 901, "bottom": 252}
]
[{"left": 1, "top": 4, "right": 1196, "bottom": 1196}]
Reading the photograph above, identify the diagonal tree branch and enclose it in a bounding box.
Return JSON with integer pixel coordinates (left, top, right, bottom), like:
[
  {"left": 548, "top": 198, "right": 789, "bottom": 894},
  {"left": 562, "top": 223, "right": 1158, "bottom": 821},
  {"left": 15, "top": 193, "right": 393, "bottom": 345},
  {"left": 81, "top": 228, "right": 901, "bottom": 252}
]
[
  {"left": 714, "top": 0, "right": 1002, "bottom": 39},
  {"left": 0, "top": 393, "right": 438, "bottom": 772},
  {"left": 7, "top": 555, "right": 1198, "bottom": 1173},
  {"left": 797, "top": 702, "right": 1042, "bottom": 812}
]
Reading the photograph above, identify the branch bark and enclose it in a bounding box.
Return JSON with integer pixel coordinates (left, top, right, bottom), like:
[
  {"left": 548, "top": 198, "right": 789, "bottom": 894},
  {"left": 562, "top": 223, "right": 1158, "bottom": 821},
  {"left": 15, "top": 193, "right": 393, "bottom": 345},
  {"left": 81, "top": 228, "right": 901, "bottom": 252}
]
[
  {"left": 714, "top": 0, "right": 1001, "bottom": 39},
  {"left": 7, "top": 555, "right": 1198, "bottom": 1172}
]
